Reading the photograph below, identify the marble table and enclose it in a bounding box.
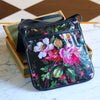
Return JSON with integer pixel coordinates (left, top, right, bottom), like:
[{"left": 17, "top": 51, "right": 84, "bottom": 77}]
[{"left": 0, "top": 24, "right": 100, "bottom": 100}]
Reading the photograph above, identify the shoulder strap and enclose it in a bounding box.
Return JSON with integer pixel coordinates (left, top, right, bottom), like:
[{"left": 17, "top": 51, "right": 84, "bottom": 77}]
[{"left": 67, "top": 14, "right": 82, "bottom": 22}]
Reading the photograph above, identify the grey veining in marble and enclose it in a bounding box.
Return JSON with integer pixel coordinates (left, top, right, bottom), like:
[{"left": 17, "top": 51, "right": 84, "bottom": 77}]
[{"left": 0, "top": 24, "right": 100, "bottom": 100}]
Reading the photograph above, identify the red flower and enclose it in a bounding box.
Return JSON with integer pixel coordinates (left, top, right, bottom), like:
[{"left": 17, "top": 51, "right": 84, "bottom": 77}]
[
  {"left": 44, "top": 32, "right": 48, "bottom": 35},
  {"left": 32, "top": 73, "right": 38, "bottom": 78},
  {"left": 80, "top": 71, "right": 84, "bottom": 76},
  {"left": 45, "top": 49, "right": 63, "bottom": 63},
  {"left": 59, "top": 75, "right": 66, "bottom": 80},
  {"left": 71, "top": 79, "right": 75, "bottom": 83}
]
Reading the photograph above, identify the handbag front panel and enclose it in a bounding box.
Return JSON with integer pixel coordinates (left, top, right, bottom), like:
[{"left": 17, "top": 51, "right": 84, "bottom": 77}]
[{"left": 26, "top": 20, "right": 94, "bottom": 90}]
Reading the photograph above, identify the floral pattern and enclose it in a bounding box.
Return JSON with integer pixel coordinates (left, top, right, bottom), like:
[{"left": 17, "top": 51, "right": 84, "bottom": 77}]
[
  {"left": 26, "top": 19, "right": 94, "bottom": 90},
  {"left": 34, "top": 38, "right": 54, "bottom": 59},
  {"left": 59, "top": 45, "right": 81, "bottom": 65},
  {"left": 45, "top": 49, "right": 63, "bottom": 63}
]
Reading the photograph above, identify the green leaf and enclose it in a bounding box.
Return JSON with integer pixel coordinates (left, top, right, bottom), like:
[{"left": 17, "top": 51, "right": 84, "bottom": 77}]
[
  {"left": 41, "top": 68, "right": 46, "bottom": 71},
  {"left": 68, "top": 68, "right": 73, "bottom": 74},
  {"left": 57, "top": 25, "right": 60, "bottom": 28},
  {"left": 28, "top": 41, "right": 33, "bottom": 43},
  {"left": 51, "top": 29, "right": 54, "bottom": 32},
  {"left": 51, "top": 81, "right": 57, "bottom": 85},
  {"left": 55, "top": 28, "right": 58, "bottom": 32},
  {"left": 63, "top": 63, "right": 69, "bottom": 67},
  {"left": 51, "top": 81, "right": 57, "bottom": 88},
  {"left": 41, "top": 72, "right": 50, "bottom": 81},
  {"left": 49, "top": 77, "right": 53, "bottom": 80},
  {"left": 47, "top": 28, "right": 51, "bottom": 33},
  {"left": 46, "top": 72, "right": 50, "bottom": 77},
  {"left": 67, "top": 68, "right": 76, "bottom": 82},
  {"left": 41, "top": 74, "right": 45, "bottom": 81},
  {"left": 61, "top": 24, "right": 66, "bottom": 27},
  {"left": 37, "top": 84, "right": 40, "bottom": 87},
  {"left": 40, "top": 67, "right": 48, "bottom": 72}
]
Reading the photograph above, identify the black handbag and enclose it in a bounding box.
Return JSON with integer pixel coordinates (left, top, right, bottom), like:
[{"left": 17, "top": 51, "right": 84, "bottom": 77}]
[{"left": 17, "top": 14, "right": 94, "bottom": 90}]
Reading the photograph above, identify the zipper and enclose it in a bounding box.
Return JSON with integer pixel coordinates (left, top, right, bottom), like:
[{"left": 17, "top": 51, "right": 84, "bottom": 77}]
[{"left": 22, "top": 18, "right": 78, "bottom": 30}]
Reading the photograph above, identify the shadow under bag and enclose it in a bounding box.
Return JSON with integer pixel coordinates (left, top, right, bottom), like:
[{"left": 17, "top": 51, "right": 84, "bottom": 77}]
[{"left": 17, "top": 14, "right": 94, "bottom": 90}]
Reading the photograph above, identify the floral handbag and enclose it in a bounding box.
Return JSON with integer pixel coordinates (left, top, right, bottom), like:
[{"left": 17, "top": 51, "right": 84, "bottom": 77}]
[{"left": 17, "top": 14, "right": 94, "bottom": 90}]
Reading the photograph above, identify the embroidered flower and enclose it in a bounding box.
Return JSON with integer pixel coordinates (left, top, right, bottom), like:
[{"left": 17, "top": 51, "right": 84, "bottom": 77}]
[
  {"left": 45, "top": 49, "right": 63, "bottom": 63},
  {"left": 59, "top": 75, "right": 66, "bottom": 80},
  {"left": 71, "top": 79, "right": 75, "bottom": 83},
  {"left": 32, "top": 73, "right": 38, "bottom": 78},
  {"left": 34, "top": 38, "right": 54, "bottom": 59},
  {"left": 44, "top": 32, "right": 48, "bottom": 35},
  {"left": 80, "top": 71, "right": 84, "bottom": 76},
  {"left": 59, "top": 45, "right": 80, "bottom": 65}
]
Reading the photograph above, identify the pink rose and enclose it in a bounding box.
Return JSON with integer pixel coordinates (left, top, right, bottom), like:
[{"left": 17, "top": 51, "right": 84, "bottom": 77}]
[{"left": 59, "top": 45, "right": 80, "bottom": 65}]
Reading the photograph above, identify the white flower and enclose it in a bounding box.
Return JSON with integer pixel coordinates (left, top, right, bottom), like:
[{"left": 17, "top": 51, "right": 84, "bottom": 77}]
[{"left": 34, "top": 38, "right": 54, "bottom": 59}]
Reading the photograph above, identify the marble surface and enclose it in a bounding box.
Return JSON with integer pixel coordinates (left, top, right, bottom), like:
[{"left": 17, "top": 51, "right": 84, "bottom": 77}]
[{"left": 0, "top": 24, "right": 100, "bottom": 100}]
